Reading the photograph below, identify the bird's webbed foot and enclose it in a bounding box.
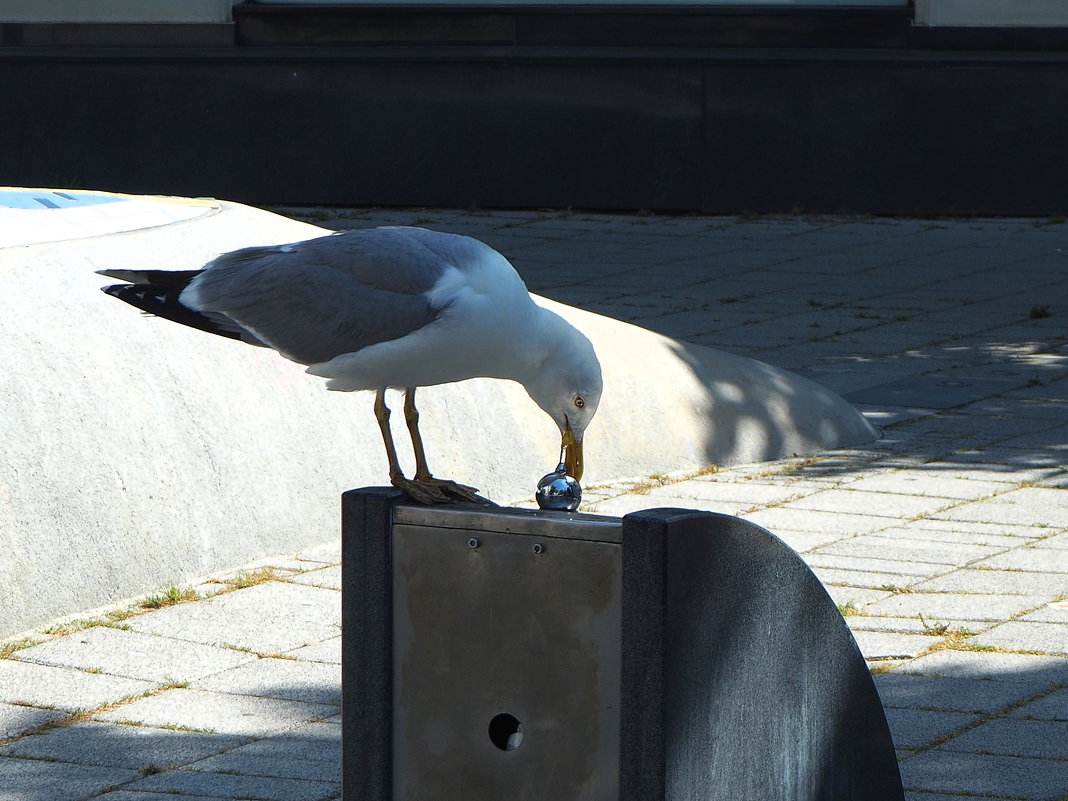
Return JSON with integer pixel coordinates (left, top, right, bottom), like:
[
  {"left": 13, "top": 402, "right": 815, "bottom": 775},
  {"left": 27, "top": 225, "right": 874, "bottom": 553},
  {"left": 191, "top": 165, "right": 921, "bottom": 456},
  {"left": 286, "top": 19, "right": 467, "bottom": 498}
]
[{"left": 391, "top": 475, "right": 494, "bottom": 505}]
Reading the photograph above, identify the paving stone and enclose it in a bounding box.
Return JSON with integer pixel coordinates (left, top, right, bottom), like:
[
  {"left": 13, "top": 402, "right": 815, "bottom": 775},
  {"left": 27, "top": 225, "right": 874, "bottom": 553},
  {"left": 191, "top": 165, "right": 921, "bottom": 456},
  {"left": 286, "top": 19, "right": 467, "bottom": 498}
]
[
  {"left": 814, "top": 532, "right": 1002, "bottom": 566},
  {"left": 585, "top": 493, "right": 672, "bottom": 517},
  {"left": 12, "top": 626, "right": 255, "bottom": 684},
  {"left": 634, "top": 494, "right": 753, "bottom": 520},
  {"left": 763, "top": 529, "right": 846, "bottom": 553},
  {"left": 948, "top": 446, "right": 1065, "bottom": 473},
  {"left": 958, "top": 397, "right": 1068, "bottom": 420},
  {"left": 1009, "top": 377, "right": 1068, "bottom": 402},
  {"left": 189, "top": 582, "right": 229, "bottom": 599},
  {"left": 0, "top": 659, "right": 155, "bottom": 713},
  {"left": 874, "top": 673, "right": 1044, "bottom": 715},
  {"left": 939, "top": 717, "right": 1068, "bottom": 759},
  {"left": 189, "top": 750, "right": 339, "bottom": 782},
  {"left": 910, "top": 462, "right": 1064, "bottom": 487},
  {"left": 229, "top": 721, "right": 341, "bottom": 764},
  {"left": 94, "top": 688, "right": 338, "bottom": 738},
  {"left": 915, "top": 569, "right": 1068, "bottom": 599},
  {"left": 254, "top": 555, "right": 315, "bottom": 573},
  {"left": 859, "top": 406, "right": 935, "bottom": 426},
  {"left": 798, "top": 363, "right": 916, "bottom": 392},
  {"left": 286, "top": 566, "right": 342, "bottom": 591},
  {"left": 1020, "top": 600, "right": 1068, "bottom": 623},
  {"left": 971, "top": 621, "right": 1068, "bottom": 656},
  {"left": 899, "top": 649, "right": 1068, "bottom": 687},
  {"left": 0, "top": 720, "right": 249, "bottom": 769},
  {"left": 285, "top": 637, "right": 341, "bottom": 665},
  {"left": 1036, "top": 472, "right": 1068, "bottom": 489},
  {"left": 192, "top": 658, "right": 341, "bottom": 706},
  {"left": 295, "top": 541, "right": 341, "bottom": 565},
  {"left": 780, "top": 488, "right": 956, "bottom": 519},
  {"left": 810, "top": 566, "right": 926, "bottom": 591},
  {"left": 898, "top": 750, "right": 1068, "bottom": 801},
  {"left": 124, "top": 582, "right": 341, "bottom": 654},
  {"left": 903, "top": 413, "right": 1063, "bottom": 443},
  {"left": 0, "top": 756, "right": 140, "bottom": 801},
  {"left": 971, "top": 547, "right": 1068, "bottom": 573},
  {"left": 883, "top": 707, "right": 981, "bottom": 750},
  {"left": 851, "top": 630, "right": 942, "bottom": 660},
  {"left": 1033, "top": 532, "right": 1068, "bottom": 549},
  {"left": 931, "top": 487, "right": 1068, "bottom": 529},
  {"left": 804, "top": 552, "right": 946, "bottom": 578},
  {"left": 847, "top": 615, "right": 937, "bottom": 634},
  {"left": 865, "top": 592, "right": 1049, "bottom": 624},
  {"left": 126, "top": 768, "right": 339, "bottom": 801},
  {"left": 743, "top": 507, "right": 893, "bottom": 537},
  {"left": 894, "top": 519, "right": 1054, "bottom": 544},
  {"left": 902, "top": 792, "right": 1002, "bottom": 801},
  {"left": 844, "top": 375, "right": 1028, "bottom": 410},
  {"left": 642, "top": 479, "right": 806, "bottom": 507},
  {"left": 1011, "top": 688, "right": 1068, "bottom": 721},
  {"left": 823, "top": 585, "right": 894, "bottom": 610},
  {"left": 999, "top": 422, "right": 1068, "bottom": 451},
  {"left": 0, "top": 703, "right": 66, "bottom": 740}
]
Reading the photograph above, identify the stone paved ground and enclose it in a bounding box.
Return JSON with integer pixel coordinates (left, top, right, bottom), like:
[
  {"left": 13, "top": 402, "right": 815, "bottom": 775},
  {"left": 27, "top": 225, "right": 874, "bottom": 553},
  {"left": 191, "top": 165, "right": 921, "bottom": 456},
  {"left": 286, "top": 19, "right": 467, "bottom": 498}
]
[{"left": 2, "top": 210, "right": 1066, "bottom": 800}]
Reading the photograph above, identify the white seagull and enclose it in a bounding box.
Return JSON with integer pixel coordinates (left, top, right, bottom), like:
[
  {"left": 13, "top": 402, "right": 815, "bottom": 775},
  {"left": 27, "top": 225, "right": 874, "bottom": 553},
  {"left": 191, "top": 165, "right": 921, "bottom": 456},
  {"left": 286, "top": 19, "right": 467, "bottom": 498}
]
[{"left": 98, "top": 226, "right": 602, "bottom": 504}]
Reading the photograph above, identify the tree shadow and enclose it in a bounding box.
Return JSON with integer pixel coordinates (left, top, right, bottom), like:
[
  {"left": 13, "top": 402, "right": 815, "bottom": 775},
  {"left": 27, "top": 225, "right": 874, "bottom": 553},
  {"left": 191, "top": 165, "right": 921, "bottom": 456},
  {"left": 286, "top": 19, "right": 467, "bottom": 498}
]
[{"left": 0, "top": 679, "right": 342, "bottom": 801}]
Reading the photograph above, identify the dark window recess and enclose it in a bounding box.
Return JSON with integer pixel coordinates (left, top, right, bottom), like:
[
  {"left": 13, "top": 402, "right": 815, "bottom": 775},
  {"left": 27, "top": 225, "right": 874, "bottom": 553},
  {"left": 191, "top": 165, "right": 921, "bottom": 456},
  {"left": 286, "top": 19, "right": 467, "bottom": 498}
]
[
  {"left": 0, "top": 22, "right": 233, "bottom": 47},
  {"left": 232, "top": 5, "right": 912, "bottom": 49}
]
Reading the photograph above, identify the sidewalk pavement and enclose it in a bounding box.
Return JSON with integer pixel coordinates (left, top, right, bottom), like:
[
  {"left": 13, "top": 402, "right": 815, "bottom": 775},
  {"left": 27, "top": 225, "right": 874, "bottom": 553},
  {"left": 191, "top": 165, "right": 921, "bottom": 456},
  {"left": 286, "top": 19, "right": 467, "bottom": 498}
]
[{"left": 1, "top": 209, "right": 1066, "bottom": 801}]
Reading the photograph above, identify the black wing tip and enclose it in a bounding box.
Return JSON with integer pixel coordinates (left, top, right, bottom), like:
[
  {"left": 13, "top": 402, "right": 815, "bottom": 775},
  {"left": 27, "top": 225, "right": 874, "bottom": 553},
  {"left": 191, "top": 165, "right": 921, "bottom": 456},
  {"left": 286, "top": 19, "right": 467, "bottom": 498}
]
[
  {"left": 96, "top": 268, "right": 203, "bottom": 286},
  {"left": 98, "top": 279, "right": 247, "bottom": 343},
  {"left": 96, "top": 268, "right": 138, "bottom": 283},
  {"left": 100, "top": 283, "right": 126, "bottom": 297}
]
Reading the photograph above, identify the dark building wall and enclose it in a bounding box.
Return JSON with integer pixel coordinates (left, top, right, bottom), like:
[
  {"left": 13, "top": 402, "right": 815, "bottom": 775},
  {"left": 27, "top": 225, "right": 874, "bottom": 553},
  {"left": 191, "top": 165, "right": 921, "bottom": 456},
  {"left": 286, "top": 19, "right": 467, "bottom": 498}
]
[{"left": 2, "top": 9, "right": 1066, "bottom": 214}]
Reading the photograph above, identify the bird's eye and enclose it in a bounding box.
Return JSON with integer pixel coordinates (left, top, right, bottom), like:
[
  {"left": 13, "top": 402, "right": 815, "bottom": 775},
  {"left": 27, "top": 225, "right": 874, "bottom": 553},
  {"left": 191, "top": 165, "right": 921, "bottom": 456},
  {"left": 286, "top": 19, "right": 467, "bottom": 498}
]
[{"left": 574, "top": 395, "right": 585, "bottom": 409}]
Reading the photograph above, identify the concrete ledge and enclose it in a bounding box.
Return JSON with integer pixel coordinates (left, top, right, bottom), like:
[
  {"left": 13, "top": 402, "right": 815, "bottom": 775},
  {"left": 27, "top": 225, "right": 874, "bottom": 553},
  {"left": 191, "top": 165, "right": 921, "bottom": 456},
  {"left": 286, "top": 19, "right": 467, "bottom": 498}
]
[{"left": 0, "top": 197, "right": 873, "bottom": 637}]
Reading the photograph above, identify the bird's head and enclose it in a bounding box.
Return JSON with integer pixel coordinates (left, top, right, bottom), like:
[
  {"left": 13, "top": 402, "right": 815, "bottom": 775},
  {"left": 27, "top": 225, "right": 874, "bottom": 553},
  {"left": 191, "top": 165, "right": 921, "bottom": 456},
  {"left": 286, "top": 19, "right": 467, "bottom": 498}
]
[{"left": 524, "top": 324, "right": 602, "bottom": 482}]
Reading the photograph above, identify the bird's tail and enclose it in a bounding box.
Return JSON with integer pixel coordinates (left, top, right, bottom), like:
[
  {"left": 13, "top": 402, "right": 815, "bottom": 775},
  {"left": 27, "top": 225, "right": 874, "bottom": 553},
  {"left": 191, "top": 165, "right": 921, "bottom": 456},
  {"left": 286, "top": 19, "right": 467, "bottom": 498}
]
[{"left": 98, "top": 268, "right": 248, "bottom": 342}]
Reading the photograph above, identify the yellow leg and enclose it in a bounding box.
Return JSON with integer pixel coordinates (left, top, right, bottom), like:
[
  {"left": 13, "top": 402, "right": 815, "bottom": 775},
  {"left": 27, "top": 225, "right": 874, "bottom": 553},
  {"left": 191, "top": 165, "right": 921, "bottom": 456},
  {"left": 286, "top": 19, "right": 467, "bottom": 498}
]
[
  {"left": 373, "top": 389, "right": 405, "bottom": 483},
  {"left": 373, "top": 387, "right": 488, "bottom": 505},
  {"left": 403, "top": 388, "right": 433, "bottom": 482}
]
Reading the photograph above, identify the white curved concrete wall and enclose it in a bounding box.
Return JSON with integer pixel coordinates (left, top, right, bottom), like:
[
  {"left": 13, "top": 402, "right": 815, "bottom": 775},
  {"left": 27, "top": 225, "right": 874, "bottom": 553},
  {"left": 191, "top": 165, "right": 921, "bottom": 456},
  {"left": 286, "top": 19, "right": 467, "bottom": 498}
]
[{"left": 0, "top": 198, "right": 874, "bottom": 637}]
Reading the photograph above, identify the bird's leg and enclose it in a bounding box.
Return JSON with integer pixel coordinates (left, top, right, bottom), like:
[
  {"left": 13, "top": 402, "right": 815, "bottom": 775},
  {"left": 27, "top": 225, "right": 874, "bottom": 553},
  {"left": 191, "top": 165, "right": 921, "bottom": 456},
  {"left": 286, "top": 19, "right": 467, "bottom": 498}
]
[
  {"left": 375, "top": 390, "right": 444, "bottom": 504},
  {"left": 402, "top": 387, "right": 487, "bottom": 504},
  {"left": 403, "top": 387, "right": 432, "bottom": 483},
  {"left": 373, "top": 390, "right": 407, "bottom": 485}
]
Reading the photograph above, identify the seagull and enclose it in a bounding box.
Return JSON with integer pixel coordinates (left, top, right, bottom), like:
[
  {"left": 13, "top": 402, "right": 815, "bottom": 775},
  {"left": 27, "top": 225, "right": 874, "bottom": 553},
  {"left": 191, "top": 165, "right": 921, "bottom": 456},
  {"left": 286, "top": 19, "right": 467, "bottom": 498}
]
[{"left": 98, "top": 226, "right": 602, "bottom": 504}]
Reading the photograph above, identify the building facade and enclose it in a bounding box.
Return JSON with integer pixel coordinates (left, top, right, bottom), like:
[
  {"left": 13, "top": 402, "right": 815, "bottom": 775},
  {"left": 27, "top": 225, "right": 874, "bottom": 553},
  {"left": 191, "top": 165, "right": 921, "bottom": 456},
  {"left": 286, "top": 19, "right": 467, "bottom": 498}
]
[{"left": 2, "top": 1, "right": 1066, "bottom": 213}]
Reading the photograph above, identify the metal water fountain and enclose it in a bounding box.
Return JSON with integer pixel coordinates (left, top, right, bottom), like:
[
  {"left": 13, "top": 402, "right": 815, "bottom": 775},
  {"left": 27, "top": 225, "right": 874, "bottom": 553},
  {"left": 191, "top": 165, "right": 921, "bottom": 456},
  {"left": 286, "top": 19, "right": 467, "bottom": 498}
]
[{"left": 341, "top": 486, "right": 904, "bottom": 801}]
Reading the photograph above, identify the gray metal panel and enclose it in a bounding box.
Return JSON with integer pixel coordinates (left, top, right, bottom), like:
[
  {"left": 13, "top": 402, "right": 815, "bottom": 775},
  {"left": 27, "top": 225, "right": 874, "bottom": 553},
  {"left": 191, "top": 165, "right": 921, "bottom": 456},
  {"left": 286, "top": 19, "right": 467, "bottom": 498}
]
[
  {"left": 392, "top": 522, "right": 623, "bottom": 801},
  {"left": 394, "top": 504, "right": 622, "bottom": 543}
]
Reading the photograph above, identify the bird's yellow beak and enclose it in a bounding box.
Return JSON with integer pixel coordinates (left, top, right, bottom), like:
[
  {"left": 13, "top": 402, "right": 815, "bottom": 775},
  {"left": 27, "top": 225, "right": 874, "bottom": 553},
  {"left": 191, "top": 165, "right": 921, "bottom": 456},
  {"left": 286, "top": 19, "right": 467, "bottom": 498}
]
[{"left": 561, "top": 422, "right": 583, "bottom": 482}]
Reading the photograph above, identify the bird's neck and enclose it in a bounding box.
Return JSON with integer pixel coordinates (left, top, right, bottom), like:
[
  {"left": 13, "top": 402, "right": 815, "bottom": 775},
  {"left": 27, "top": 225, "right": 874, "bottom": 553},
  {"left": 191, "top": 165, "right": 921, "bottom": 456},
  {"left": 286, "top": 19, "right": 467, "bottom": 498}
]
[{"left": 508, "top": 304, "right": 582, "bottom": 381}]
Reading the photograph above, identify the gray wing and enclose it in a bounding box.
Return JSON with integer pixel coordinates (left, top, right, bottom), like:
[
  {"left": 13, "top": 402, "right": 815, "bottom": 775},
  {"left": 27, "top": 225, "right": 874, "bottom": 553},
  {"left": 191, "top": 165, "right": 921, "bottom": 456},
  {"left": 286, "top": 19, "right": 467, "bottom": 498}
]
[{"left": 185, "top": 227, "right": 476, "bottom": 365}]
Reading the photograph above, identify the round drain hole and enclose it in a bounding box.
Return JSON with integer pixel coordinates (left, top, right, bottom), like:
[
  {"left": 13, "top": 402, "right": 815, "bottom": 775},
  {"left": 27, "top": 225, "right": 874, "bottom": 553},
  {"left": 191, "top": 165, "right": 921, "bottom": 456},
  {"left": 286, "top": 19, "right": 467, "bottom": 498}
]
[{"left": 488, "top": 713, "right": 523, "bottom": 751}]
